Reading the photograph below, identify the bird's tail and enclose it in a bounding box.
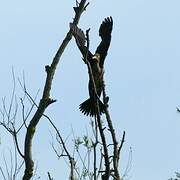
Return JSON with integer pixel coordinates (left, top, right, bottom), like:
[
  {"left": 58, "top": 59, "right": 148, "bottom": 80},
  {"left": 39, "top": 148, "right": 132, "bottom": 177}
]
[{"left": 79, "top": 98, "right": 105, "bottom": 117}]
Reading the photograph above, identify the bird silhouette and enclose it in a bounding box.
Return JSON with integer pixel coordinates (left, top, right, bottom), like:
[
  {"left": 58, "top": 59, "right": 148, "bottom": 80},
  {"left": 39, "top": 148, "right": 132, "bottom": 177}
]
[{"left": 70, "top": 17, "right": 113, "bottom": 117}]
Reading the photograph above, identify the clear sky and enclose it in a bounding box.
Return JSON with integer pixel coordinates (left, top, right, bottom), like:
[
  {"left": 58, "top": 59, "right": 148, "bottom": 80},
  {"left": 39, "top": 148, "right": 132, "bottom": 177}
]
[{"left": 0, "top": 0, "right": 180, "bottom": 179}]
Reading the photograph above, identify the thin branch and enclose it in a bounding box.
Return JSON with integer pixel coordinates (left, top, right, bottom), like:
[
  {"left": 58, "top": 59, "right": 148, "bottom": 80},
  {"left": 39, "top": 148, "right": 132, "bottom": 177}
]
[
  {"left": 93, "top": 141, "right": 97, "bottom": 180},
  {"left": 17, "top": 88, "right": 40, "bottom": 133},
  {"left": 10, "top": 149, "right": 13, "bottom": 180},
  {"left": 90, "top": 119, "right": 98, "bottom": 180},
  {"left": 121, "top": 147, "right": 132, "bottom": 180},
  {"left": 47, "top": 172, "right": 53, "bottom": 180},
  {"left": 76, "top": 148, "right": 90, "bottom": 180},
  {"left": 84, "top": 29, "right": 110, "bottom": 180},
  {"left": 45, "top": 114, "right": 76, "bottom": 180},
  {"left": 15, "top": 161, "right": 24, "bottom": 178},
  {"left": 97, "top": 148, "right": 103, "bottom": 179},
  {"left": 7, "top": 67, "right": 16, "bottom": 122},
  {"left": 102, "top": 81, "right": 122, "bottom": 180},
  {"left": 118, "top": 131, "right": 126, "bottom": 159},
  {"left": 0, "top": 167, "right": 7, "bottom": 180},
  {"left": 12, "top": 127, "right": 24, "bottom": 159},
  {"left": 19, "top": 98, "right": 28, "bottom": 130},
  {"left": 3, "top": 153, "right": 10, "bottom": 180},
  {"left": 13, "top": 139, "right": 18, "bottom": 180}
]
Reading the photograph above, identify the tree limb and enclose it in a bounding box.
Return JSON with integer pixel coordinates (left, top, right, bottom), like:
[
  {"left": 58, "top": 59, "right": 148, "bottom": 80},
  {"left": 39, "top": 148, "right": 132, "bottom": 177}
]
[
  {"left": 22, "top": 1, "right": 89, "bottom": 179},
  {"left": 84, "top": 29, "right": 110, "bottom": 180}
]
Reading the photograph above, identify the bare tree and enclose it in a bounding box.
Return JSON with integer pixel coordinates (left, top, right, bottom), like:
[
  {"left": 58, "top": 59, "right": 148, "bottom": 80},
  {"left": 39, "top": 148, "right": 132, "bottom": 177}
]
[{"left": 0, "top": 1, "right": 126, "bottom": 180}]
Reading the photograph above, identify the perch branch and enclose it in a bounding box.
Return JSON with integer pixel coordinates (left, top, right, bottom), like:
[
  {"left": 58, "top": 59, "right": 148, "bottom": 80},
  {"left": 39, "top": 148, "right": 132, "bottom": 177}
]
[{"left": 84, "top": 29, "right": 110, "bottom": 180}]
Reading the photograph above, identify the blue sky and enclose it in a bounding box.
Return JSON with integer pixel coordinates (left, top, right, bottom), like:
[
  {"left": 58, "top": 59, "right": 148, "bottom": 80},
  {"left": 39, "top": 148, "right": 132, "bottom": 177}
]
[{"left": 0, "top": 0, "right": 180, "bottom": 179}]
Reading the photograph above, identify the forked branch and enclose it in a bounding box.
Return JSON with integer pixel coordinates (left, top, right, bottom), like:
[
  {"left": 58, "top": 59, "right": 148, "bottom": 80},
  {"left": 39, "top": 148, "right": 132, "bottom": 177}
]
[{"left": 22, "top": 1, "right": 89, "bottom": 179}]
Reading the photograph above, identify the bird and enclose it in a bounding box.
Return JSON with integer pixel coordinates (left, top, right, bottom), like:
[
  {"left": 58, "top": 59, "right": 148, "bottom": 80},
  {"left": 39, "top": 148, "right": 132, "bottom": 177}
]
[{"left": 70, "top": 17, "right": 113, "bottom": 117}]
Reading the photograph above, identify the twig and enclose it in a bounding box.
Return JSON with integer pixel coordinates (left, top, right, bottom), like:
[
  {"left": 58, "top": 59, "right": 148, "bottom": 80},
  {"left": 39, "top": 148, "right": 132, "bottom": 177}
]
[
  {"left": 93, "top": 140, "right": 97, "bottom": 180},
  {"left": 118, "top": 131, "right": 125, "bottom": 158},
  {"left": 12, "top": 126, "right": 24, "bottom": 159},
  {"left": 102, "top": 76, "right": 121, "bottom": 179},
  {"left": 47, "top": 172, "right": 53, "bottom": 180},
  {"left": 97, "top": 148, "right": 103, "bottom": 179},
  {"left": 7, "top": 67, "right": 16, "bottom": 122},
  {"left": 18, "top": 81, "right": 76, "bottom": 179},
  {"left": 45, "top": 114, "right": 76, "bottom": 180},
  {"left": 0, "top": 167, "right": 6, "bottom": 180}
]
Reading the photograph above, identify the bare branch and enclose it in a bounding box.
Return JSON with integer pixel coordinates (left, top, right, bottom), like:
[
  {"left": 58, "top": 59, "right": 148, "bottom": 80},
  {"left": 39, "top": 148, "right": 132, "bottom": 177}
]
[
  {"left": 47, "top": 172, "right": 53, "bottom": 180},
  {"left": 45, "top": 115, "right": 76, "bottom": 180},
  {"left": 84, "top": 29, "right": 110, "bottom": 180},
  {"left": 102, "top": 81, "right": 122, "bottom": 180},
  {"left": 118, "top": 131, "right": 126, "bottom": 158},
  {"left": 0, "top": 167, "right": 7, "bottom": 180},
  {"left": 12, "top": 127, "right": 24, "bottom": 159},
  {"left": 22, "top": 1, "right": 88, "bottom": 179},
  {"left": 8, "top": 68, "right": 16, "bottom": 123},
  {"left": 121, "top": 147, "right": 132, "bottom": 180}
]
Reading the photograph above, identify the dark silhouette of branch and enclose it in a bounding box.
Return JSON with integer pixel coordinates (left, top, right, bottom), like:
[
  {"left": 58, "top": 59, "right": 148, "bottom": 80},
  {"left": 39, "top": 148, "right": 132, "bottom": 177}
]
[
  {"left": 0, "top": 121, "right": 24, "bottom": 160},
  {"left": 118, "top": 131, "right": 126, "bottom": 157},
  {"left": 97, "top": 148, "right": 103, "bottom": 179},
  {"left": 91, "top": 120, "right": 98, "bottom": 180},
  {"left": 12, "top": 127, "right": 24, "bottom": 159},
  {"left": 84, "top": 29, "right": 110, "bottom": 180},
  {"left": 0, "top": 2, "right": 125, "bottom": 180},
  {"left": 22, "top": 1, "right": 89, "bottom": 179},
  {"left": 102, "top": 82, "right": 123, "bottom": 180},
  {"left": 47, "top": 172, "right": 53, "bottom": 180}
]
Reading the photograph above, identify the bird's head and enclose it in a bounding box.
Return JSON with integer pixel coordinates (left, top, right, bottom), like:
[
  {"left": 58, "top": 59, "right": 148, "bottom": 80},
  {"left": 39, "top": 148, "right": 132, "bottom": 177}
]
[{"left": 92, "top": 53, "right": 101, "bottom": 63}]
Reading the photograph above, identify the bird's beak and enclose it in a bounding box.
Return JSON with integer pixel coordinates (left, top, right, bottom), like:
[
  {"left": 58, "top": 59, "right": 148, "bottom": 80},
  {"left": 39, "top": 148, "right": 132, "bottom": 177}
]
[{"left": 92, "top": 53, "right": 100, "bottom": 63}]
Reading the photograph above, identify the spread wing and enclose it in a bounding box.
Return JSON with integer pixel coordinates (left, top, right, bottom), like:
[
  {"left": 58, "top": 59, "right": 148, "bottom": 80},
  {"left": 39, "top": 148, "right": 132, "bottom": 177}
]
[
  {"left": 70, "top": 23, "right": 93, "bottom": 63},
  {"left": 95, "top": 17, "right": 113, "bottom": 68}
]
